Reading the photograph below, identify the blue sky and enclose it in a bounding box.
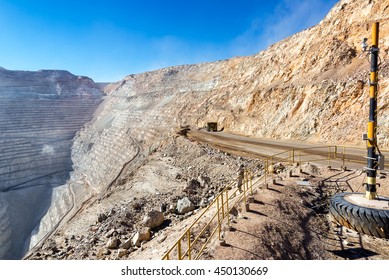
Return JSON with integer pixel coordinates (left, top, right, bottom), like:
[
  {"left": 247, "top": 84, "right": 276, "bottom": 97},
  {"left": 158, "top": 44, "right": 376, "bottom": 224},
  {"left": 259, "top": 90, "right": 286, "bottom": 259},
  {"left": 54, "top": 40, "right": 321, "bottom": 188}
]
[{"left": 0, "top": 0, "right": 338, "bottom": 82}]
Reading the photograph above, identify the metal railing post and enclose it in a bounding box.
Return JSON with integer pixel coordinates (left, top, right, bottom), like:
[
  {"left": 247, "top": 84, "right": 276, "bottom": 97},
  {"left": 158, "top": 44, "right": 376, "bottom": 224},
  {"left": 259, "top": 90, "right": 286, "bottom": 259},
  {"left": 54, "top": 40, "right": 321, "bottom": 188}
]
[
  {"left": 226, "top": 189, "right": 230, "bottom": 227},
  {"left": 250, "top": 171, "right": 253, "bottom": 195},
  {"left": 178, "top": 239, "right": 182, "bottom": 260},
  {"left": 221, "top": 193, "right": 225, "bottom": 218},
  {"left": 217, "top": 197, "right": 221, "bottom": 240},
  {"left": 187, "top": 230, "right": 191, "bottom": 260},
  {"left": 243, "top": 172, "right": 247, "bottom": 205}
]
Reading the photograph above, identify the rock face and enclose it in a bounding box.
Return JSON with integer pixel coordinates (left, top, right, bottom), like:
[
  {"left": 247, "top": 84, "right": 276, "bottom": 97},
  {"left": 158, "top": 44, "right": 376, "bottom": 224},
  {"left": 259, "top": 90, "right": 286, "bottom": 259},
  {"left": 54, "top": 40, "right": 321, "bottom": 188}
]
[
  {"left": 13, "top": 0, "right": 389, "bottom": 260},
  {"left": 0, "top": 68, "right": 103, "bottom": 259},
  {"left": 0, "top": 69, "right": 102, "bottom": 191},
  {"left": 97, "top": 0, "right": 389, "bottom": 149},
  {"left": 67, "top": 0, "right": 389, "bottom": 231}
]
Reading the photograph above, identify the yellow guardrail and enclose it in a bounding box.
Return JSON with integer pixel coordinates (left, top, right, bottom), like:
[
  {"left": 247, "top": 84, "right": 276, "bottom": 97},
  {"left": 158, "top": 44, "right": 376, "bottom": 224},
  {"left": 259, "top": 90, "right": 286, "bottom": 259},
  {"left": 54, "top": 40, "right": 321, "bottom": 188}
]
[
  {"left": 162, "top": 169, "right": 261, "bottom": 260},
  {"left": 162, "top": 144, "right": 387, "bottom": 260}
]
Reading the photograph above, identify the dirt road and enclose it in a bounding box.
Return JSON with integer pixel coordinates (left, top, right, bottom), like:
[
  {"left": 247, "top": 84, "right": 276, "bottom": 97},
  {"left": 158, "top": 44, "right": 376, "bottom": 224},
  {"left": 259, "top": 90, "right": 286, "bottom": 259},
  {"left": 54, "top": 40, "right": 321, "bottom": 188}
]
[{"left": 188, "top": 130, "right": 389, "bottom": 170}]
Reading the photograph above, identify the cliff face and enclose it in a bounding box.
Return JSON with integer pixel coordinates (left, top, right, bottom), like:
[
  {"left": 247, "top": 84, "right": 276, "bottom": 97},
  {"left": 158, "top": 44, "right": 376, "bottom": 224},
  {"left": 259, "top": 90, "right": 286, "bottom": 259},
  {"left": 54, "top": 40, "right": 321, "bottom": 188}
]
[
  {"left": 22, "top": 0, "right": 389, "bottom": 260},
  {"left": 59, "top": 4, "right": 387, "bottom": 246},
  {"left": 74, "top": 0, "right": 389, "bottom": 196},
  {"left": 0, "top": 69, "right": 102, "bottom": 191},
  {"left": 101, "top": 0, "right": 388, "bottom": 146},
  {"left": 0, "top": 68, "right": 102, "bottom": 259}
]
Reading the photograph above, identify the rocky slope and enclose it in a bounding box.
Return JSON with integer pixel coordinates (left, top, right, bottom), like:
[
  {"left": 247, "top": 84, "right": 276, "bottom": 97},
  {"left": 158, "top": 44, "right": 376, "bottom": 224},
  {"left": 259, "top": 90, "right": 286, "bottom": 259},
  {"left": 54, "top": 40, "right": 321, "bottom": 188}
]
[
  {"left": 70, "top": 0, "right": 389, "bottom": 199},
  {"left": 0, "top": 68, "right": 103, "bottom": 259},
  {"left": 26, "top": 0, "right": 389, "bottom": 259},
  {"left": 103, "top": 0, "right": 389, "bottom": 147}
]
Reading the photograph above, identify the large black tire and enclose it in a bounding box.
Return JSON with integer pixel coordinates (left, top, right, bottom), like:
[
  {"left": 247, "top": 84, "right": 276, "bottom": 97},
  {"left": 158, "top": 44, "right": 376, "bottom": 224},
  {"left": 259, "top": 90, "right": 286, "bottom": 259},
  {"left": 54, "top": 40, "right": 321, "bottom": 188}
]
[{"left": 329, "top": 192, "right": 389, "bottom": 239}]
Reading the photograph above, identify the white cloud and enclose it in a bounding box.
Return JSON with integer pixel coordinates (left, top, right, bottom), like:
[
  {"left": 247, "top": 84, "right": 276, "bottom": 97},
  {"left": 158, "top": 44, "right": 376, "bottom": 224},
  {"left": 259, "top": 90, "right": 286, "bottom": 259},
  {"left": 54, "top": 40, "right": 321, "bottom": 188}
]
[
  {"left": 227, "top": 0, "right": 337, "bottom": 55},
  {"left": 262, "top": 0, "right": 333, "bottom": 46},
  {"left": 133, "top": 0, "right": 337, "bottom": 74}
]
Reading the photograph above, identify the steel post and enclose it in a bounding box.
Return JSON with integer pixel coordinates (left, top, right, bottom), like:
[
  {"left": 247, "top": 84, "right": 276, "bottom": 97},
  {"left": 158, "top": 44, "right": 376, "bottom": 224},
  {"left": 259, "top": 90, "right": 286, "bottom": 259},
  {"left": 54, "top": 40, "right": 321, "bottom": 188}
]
[
  {"left": 366, "top": 22, "right": 379, "bottom": 200},
  {"left": 217, "top": 197, "right": 221, "bottom": 240},
  {"left": 187, "top": 230, "right": 191, "bottom": 260},
  {"left": 177, "top": 239, "right": 182, "bottom": 260}
]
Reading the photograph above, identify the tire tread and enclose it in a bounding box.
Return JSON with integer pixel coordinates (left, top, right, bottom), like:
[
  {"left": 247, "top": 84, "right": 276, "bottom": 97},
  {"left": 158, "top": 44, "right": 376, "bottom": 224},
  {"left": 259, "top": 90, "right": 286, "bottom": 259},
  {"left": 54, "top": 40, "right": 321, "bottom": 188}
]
[{"left": 329, "top": 192, "right": 389, "bottom": 239}]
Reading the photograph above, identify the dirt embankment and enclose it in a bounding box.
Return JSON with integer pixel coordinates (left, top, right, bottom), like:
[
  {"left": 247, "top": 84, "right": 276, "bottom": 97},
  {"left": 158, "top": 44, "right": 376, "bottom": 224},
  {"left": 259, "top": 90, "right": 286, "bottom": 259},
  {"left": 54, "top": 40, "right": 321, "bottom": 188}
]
[
  {"left": 26, "top": 135, "right": 259, "bottom": 260},
  {"left": 27, "top": 133, "right": 389, "bottom": 260}
]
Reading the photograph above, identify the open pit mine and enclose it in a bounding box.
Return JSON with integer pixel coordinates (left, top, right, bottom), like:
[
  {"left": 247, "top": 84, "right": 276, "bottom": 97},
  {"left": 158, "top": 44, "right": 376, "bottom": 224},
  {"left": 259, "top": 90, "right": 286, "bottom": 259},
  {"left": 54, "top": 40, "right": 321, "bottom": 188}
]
[
  {"left": 0, "top": 68, "right": 103, "bottom": 259},
  {"left": 1, "top": 0, "right": 389, "bottom": 260}
]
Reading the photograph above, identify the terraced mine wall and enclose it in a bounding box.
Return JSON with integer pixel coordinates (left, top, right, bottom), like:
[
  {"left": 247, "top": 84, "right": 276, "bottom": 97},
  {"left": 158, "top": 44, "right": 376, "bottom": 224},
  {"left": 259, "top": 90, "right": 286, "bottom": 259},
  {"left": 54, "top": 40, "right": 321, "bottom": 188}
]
[
  {"left": 100, "top": 1, "right": 389, "bottom": 152},
  {"left": 71, "top": 1, "right": 389, "bottom": 224},
  {"left": 7, "top": 0, "right": 388, "bottom": 260},
  {"left": 0, "top": 68, "right": 102, "bottom": 259}
]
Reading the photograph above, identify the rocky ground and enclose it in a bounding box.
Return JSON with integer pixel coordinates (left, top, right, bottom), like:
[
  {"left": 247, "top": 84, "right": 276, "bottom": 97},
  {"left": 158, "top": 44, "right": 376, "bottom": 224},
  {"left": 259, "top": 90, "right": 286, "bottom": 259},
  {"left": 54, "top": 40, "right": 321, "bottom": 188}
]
[
  {"left": 26, "top": 133, "right": 260, "bottom": 260},
  {"left": 26, "top": 133, "right": 389, "bottom": 260}
]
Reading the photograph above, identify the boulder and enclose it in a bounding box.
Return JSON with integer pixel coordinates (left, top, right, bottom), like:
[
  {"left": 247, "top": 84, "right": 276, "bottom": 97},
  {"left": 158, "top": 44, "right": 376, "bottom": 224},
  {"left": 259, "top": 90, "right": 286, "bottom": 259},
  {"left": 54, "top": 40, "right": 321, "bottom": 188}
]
[
  {"left": 198, "top": 176, "right": 211, "bottom": 187},
  {"left": 117, "top": 249, "right": 128, "bottom": 258},
  {"left": 132, "top": 228, "right": 151, "bottom": 247},
  {"left": 199, "top": 198, "right": 208, "bottom": 208},
  {"left": 185, "top": 179, "right": 201, "bottom": 194},
  {"left": 97, "top": 213, "right": 107, "bottom": 223},
  {"left": 120, "top": 238, "right": 133, "bottom": 250},
  {"left": 105, "top": 228, "right": 117, "bottom": 238},
  {"left": 159, "top": 203, "right": 167, "bottom": 213},
  {"left": 177, "top": 197, "right": 195, "bottom": 214},
  {"left": 97, "top": 248, "right": 111, "bottom": 258},
  {"left": 142, "top": 210, "right": 164, "bottom": 229},
  {"left": 188, "top": 179, "right": 201, "bottom": 189},
  {"left": 158, "top": 234, "right": 167, "bottom": 243},
  {"left": 106, "top": 237, "right": 119, "bottom": 249}
]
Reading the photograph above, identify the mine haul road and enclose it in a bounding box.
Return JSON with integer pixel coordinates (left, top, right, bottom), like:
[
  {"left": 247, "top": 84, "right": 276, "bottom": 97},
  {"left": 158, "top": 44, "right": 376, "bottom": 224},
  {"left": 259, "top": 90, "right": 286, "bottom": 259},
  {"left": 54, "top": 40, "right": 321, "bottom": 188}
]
[{"left": 188, "top": 130, "right": 389, "bottom": 170}]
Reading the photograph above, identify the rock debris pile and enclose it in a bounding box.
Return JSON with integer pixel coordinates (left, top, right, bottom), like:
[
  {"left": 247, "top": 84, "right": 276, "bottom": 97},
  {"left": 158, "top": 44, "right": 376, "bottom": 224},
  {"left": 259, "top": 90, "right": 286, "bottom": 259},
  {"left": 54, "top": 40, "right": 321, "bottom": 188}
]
[{"left": 28, "top": 135, "right": 260, "bottom": 259}]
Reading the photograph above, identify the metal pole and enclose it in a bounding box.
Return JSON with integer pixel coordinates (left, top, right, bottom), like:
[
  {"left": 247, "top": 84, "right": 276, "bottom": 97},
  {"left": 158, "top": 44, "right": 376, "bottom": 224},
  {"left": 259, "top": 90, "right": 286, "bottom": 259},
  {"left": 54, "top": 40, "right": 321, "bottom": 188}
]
[
  {"left": 187, "top": 230, "right": 191, "bottom": 260},
  {"left": 366, "top": 22, "right": 379, "bottom": 200},
  {"left": 221, "top": 192, "right": 225, "bottom": 218},
  {"left": 243, "top": 174, "right": 247, "bottom": 205},
  {"left": 217, "top": 197, "right": 221, "bottom": 240},
  {"left": 250, "top": 171, "right": 253, "bottom": 195},
  {"left": 178, "top": 239, "right": 182, "bottom": 260},
  {"left": 226, "top": 189, "right": 230, "bottom": 227}
]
